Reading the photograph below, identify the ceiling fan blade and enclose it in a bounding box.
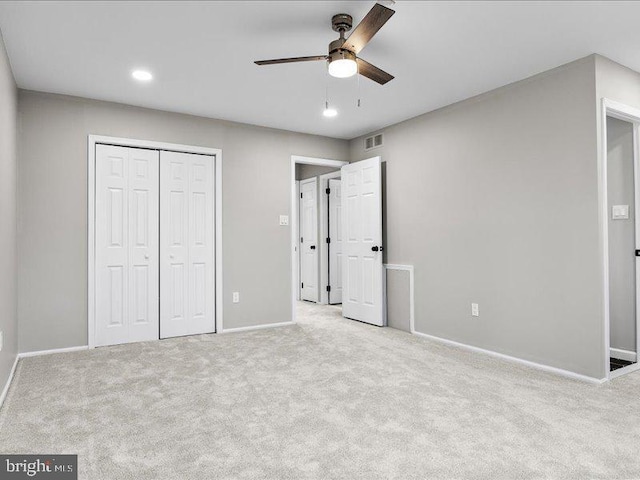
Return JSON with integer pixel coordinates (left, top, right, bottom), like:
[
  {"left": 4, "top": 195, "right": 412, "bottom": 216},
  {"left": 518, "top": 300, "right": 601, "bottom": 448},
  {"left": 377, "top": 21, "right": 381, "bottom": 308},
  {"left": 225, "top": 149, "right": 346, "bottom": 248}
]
[
  {"left": 356, "top": 58, "right": 394, "bottom": 85},
  {"left": 341, "top": 3, "right": 395, "bottom": 54},
  {"left": 255, "top": 55, "right": 327, "bottom": 66}
]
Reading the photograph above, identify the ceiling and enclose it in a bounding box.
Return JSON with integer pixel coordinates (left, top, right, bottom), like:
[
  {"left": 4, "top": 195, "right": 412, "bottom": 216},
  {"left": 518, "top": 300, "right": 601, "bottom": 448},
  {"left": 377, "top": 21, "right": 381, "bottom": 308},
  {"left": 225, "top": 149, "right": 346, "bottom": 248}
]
[{"left": 1, "top": 1, "right": 640, "bottom": 140}]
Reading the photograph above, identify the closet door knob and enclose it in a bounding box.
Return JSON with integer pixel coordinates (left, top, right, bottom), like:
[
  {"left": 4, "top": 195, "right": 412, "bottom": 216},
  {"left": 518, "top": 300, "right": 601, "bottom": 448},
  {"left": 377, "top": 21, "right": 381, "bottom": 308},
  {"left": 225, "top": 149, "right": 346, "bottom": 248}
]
[
  {"left": 170, "top": 254, "right": 175, "bottom": 259},
  {"left": 144, "top": 254, "right": 149, "bottom": 260}
]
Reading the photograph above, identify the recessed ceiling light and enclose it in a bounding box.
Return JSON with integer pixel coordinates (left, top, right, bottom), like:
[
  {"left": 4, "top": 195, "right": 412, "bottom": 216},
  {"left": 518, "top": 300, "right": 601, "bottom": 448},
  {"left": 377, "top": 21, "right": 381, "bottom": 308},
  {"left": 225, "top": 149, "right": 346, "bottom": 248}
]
[
  {"left": 323, "top": 107, "right": 338, "bottom": 118},
  {"left": 132, "top": 70, "right": 153, "bottom": 82}
]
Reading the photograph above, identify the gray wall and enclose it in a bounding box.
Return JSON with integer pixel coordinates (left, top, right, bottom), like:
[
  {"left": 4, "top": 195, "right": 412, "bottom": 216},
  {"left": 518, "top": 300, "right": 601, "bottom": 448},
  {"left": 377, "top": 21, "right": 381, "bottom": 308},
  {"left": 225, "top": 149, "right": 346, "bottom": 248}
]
[
  {"left": 0, "top": 32, "right": 17, "bottom": 388},
  {"left": 606, "top": 117, "right": 636, "bottom": 353},
  {"left": 295, "top": 164, "right": 340, "bottom": 180},
  {"left": 17, "top": 91, "right": 348, "bottom": 352},
  {"left": 350, "top": 56, "right": 604, "bottom": 378},
  {"left": 596, "top": 55, "right": 640, "bottom": 113}
]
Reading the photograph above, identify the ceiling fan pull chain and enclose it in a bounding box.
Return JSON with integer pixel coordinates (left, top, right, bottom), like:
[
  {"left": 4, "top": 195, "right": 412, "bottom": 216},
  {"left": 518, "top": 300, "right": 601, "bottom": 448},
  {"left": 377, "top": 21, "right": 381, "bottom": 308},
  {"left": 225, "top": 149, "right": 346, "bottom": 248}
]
[
  {"left": 357, "top": 62, "right": 361, "bottom": 107},
  {"left": 322, "top": 69, "right": 337, "bottom": 117},
  {"left": 325, "top": 71, "right": 329, "bottom": 107}
]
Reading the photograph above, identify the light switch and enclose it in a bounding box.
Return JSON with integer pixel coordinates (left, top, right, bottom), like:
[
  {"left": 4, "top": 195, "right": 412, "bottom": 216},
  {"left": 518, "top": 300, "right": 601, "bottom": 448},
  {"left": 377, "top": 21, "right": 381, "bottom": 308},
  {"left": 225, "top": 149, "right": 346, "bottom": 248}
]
[
  {"left": 279, "top": 215, "right": 289, "bottom": 226},
  {"left": 612, "top": 205, "right": 630, "bottom": 220}
]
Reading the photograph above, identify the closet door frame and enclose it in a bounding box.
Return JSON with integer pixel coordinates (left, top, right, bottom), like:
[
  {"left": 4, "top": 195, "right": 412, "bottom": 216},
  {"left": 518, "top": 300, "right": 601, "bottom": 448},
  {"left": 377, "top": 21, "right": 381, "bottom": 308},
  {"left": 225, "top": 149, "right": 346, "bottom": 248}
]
[{"left": 88, "top": 135, "right": 223, "bottom": 348}]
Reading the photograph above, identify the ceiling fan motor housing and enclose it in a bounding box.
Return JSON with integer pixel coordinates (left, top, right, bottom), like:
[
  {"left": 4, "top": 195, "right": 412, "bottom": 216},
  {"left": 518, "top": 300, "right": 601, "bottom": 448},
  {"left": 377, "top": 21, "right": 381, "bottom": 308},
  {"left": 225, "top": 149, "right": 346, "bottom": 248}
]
[
  {"left": 328, "top": 48, "right": 356, "bottom": 64},
  {"left": 331, "top": 14, "right": 353, "bottom": 33}
]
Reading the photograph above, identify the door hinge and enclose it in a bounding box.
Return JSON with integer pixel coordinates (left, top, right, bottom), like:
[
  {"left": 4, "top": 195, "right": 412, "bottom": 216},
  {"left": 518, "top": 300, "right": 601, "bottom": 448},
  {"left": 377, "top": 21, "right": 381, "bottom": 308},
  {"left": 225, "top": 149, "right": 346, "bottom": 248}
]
[
  {"left": 301, "top": 282, "right": 304, "bottom": 288},
  {"left": 326, "top": 188, "right": 331, "bottom": 195},
  {"left": 300, "top": 237, "right": 303, "bottom": 243},
  {"left": 326, "top": 285, "right": 331, "bottom": 292},
  {"left": 300, "top": 192, "right": 303, "bottom": 199},
  {"left": 326, "top": 237, "right": 330, "bottom": 244}
]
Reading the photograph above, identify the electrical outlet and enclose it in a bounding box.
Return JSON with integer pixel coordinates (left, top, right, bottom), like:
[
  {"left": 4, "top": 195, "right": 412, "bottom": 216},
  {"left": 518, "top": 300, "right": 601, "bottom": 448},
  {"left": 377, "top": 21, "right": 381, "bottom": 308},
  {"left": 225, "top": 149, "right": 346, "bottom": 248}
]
[
  {"left": 233, "top": 292, "right": 240, "bottom": 303},
  {"left": 471, "top": 303, "right": 479, "bottom": 317},
  {"left": 279, "top": 215, "right": 289, "bottom": 226}
]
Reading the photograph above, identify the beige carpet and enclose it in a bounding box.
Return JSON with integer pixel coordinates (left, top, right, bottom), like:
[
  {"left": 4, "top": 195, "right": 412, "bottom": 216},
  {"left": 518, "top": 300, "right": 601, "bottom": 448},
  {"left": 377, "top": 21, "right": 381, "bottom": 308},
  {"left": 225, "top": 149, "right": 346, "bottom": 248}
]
[{"left": 1, "top": 301, "right": 640, "bottom": 479}]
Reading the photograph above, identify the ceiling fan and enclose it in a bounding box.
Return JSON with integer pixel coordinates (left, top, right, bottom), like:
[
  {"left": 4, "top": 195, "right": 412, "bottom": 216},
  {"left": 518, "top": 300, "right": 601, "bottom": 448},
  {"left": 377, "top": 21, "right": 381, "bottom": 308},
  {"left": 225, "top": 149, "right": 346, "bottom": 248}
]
[{"left": 254, "top": 2, "right": 395, "bottom": 85}]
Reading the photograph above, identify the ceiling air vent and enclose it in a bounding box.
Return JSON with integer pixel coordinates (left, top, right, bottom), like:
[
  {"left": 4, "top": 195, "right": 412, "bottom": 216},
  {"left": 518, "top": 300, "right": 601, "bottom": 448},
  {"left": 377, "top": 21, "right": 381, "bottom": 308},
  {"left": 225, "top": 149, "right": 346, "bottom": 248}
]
[{"left": 365, "top": 133, "right": 384, "bottom": 151}]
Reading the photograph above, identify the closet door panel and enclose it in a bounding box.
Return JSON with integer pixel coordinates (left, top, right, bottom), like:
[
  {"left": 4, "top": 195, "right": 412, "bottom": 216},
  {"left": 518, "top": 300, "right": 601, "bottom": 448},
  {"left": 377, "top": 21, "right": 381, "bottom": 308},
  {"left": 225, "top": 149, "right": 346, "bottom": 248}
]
[
  {"left": 95, "top": 145, "right": 159, "bottom": 346},
  {"left": 160, "top": 151, "right": 215, "bottom": 338},
  {"left": 128, "top": 147, "right": 160, "bottom": 342}
]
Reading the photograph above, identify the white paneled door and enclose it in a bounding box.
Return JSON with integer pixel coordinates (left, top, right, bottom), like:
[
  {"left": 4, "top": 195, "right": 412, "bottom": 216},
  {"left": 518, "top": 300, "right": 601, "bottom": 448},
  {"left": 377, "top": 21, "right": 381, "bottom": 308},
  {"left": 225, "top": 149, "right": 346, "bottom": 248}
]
[
  {"left": 95, "top": 145, "right": 160, "bottom": 346},
  {"left": 160, "top": 151, "right": 215, "bottom": 338},
  {"left": 300, "top": 177, "right": 318, "bottom": 302},
  {"left": 328, "top": 178, "right": 343, "bottom": 304},
  {"left": 341, "top": 157, "right": 384, "bottom": 326}
]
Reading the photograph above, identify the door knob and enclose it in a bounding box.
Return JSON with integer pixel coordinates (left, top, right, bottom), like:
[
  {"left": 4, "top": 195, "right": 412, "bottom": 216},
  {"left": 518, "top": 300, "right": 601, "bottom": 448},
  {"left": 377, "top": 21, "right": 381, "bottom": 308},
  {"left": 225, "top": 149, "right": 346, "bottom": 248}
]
[
  {"left": 144, "top": 254, "right": 149, "bottom": 260},
  {"left": 170, "top": 254, "right": 175, "bottom": 259},
  {"left": 371, "top": 246, "right": 379, "bottom": 252},
  {"left": 310, "top": 245, "right": 316, "bottom": 250}
]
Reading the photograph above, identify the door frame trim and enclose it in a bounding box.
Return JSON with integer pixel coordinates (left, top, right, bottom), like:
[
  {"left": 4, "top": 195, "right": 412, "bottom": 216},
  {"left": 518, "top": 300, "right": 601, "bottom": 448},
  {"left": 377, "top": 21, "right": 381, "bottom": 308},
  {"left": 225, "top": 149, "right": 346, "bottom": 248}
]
[
  {"left": 87, "top": 135, "right": 223, "bottom": 348},
  {"left": 291, "top": 156, "right": 348, "bottom": 323},
  {"left": 600, "top": 99, "right": 640, "bottom": 380}
]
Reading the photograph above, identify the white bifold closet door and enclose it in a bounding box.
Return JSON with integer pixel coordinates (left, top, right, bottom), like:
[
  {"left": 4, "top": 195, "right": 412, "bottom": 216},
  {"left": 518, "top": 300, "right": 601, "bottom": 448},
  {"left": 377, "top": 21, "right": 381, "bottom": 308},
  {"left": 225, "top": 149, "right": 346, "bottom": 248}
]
[
  {"left": 160, "top": 151, "right": 215, "bottom": 338},
  {"left": 95, "top": 145, "right": 160, "bottom": 346},
  {"left": 341, "top": 157, "right": 384, "bottom": 326},
  {"left": 328, "top": 178, "right": 343, "bottom": 304}
]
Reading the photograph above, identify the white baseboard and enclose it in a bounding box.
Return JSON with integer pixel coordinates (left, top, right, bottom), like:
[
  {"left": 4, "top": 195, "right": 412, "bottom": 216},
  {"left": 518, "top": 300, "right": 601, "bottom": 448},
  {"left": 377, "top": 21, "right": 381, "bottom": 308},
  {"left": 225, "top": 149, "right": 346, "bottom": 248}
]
[
  {"left": 18, "top": 345, "right": 89, "bottom": 359},
  {"left": 1, "top": 346, "right": 89, "bottom": 410},
  {"left": 412, "top": 330, "right": 606, "bottom": 384},
  {"left": 610, "top": 347, "right": 637, "bottom": 363},
  {"left": 222, "top": 321, "right": 295, "bottom": 334},
  {"left": 0, "top": 354, "right": 20, "bottom": 410}
]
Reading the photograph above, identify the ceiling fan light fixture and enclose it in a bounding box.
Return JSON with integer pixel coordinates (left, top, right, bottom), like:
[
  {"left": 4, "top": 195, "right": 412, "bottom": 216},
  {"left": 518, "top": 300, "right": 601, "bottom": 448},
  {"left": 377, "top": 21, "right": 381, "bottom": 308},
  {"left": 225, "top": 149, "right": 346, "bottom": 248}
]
[
  {"left": 328, "top": 50, "right": 357, "bottom": 78},
  {"left": 328, "top": 58, "right": 358, "bottom": 78}
]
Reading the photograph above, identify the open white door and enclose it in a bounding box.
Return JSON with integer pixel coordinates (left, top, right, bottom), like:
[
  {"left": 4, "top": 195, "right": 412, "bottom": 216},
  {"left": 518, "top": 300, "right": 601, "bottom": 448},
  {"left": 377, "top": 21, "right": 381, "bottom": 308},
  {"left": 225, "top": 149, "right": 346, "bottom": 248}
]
[
  {"left": 95, "top": 145, "right": 160, "bottom": 346},
  {"left": 341, "top": 157, "right": 384, "bottom": 326},
  {"left": 328, "top": 178, "right": 343, "bottom": 304},
  {"left": 300, "top": 177, "right": 319, "bottom": 302},
  {"left": 160, "top": 150, "right": 215, "bottom": 338}
]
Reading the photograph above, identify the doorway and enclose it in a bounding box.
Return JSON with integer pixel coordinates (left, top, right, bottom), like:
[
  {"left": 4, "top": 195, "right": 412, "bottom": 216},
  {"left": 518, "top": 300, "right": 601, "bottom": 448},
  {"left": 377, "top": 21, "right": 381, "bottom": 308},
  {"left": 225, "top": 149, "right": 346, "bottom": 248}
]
[
  {"left": 602, "top": 101, "right": 640, "bottom": 379},
  {"left": 290, "top": 155, "right": 385, "bottom": 327},
  {"left": 297, "top": 168, "right": 344, "bottom": 306},
  {"left": 291, "top": 156, "right": 348, "bottom": 322}
]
